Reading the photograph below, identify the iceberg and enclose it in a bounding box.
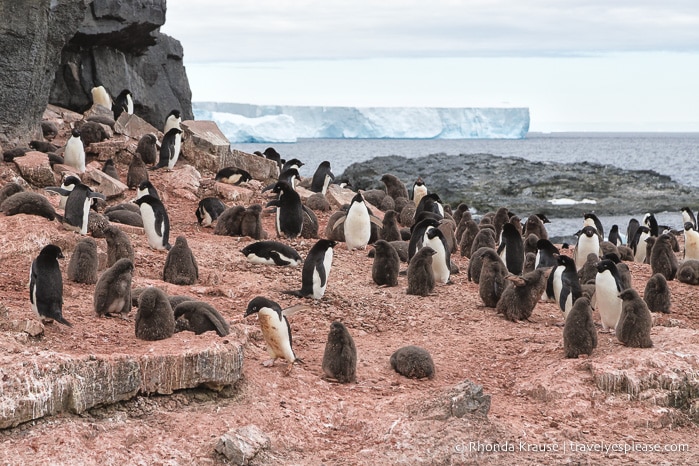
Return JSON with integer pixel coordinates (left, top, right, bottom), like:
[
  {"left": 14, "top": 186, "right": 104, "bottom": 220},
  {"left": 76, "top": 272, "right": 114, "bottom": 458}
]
[{"left": 193, "top": 102, "right": 529, "bottom": 143}]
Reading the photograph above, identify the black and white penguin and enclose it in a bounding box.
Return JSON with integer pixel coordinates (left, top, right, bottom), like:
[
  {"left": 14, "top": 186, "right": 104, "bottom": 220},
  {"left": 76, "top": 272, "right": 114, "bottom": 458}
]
[
  {"left": 163, "top": 109, "right": 181, "bottom": 134},
  {"left": 195, "top": 197, "right": 227, "bottom": 227},
  {"left": 134, "top": 195, "right": 171, "bottom": 250},
  {"left": 607, "top": 224, "right": 622, "bottom": 246},
  {"left": 684, "top": 222, "right": 699, "bottom": 260},
  {"left": 340, "top": 193, "right": 373, "bottom": 250},
  {"left": 215, "top": 167, "right": 252, "bottom": 185},
  {"left": 424, "top": 227, "right": 451, "bottom": 284},
  {"left": 45, "top": 175, "right": 81, "bottom": 209},
  {"left": 643, "top": 212, "right": 659, "bottom": 237},
  {"left": 595, "top": 258, "right": 624, "bottom": 332},
  {"left": 266, "top": 181, "right": 303, "bottom": 239},
  {"left": 535, "top": 238, "right": 559, "bottom": 269},
  {"left": 244, "top": 296, "right": 304, "bottom": 374},
  {"left": 414, "top": 193, "right": 444, "bottom": 219},
  {"left": 241, "top": 241, "right": 302, "bottom": 267},
  {"left": 63, "top": 128, "right": 85, "bottom": 173},
  {"left": 154, "top": 127, "right": 183, "bottom": 170},
  {"left": 137, "top": 180, "right": 159, "bottom": 200},
  {"left": 281, "top": 158, "right": 304, "bottom": 173},
  {"left": 558, "top": 255, "right": 582, "bottom": 318},
  {"left": 285, "top": 239, "right": 336, "bottom": 299},
  {"left": 408, "top": 217, "right": 441, "bottom": 262},
  {"left": 574, "top": 225, "right": 601, "bottom": 271},
  {"left": 60, "top": 183, "right": 106, "bottom": 235},
  {"left": 263, "top": 147, "right": 282, "bottom": 168},
  {"left": 583, "top": 213, "right": 604, "bottom": 239},
  {"left": 681, "top": 206, "right": 697, "bottom": 230},
  {"left": 626, "top": 218, "right": 640, "bottom": 246},
  {"left": 112, "top": 89, "right": 134, "bottom": 120},
  {"left": 412, "top": 177, "right": 428, "bottom": 207},
  {"left": 629, "top": 225, "right": 651, "bottom": 263},
  {"left": 310, "top": 161, "right": 335, "bottom": 195},
  {"left": 497, "top": 222, "right": 525, "bottom": 275},
  {"left": 29, "top": 244, "right": 71, "bottom": 327}
]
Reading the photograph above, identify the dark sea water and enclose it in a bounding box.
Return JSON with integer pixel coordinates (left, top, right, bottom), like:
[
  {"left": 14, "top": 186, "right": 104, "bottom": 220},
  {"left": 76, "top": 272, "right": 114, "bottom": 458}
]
[{"left": 233, "top": 133, "right": 699, "bottom": 239}]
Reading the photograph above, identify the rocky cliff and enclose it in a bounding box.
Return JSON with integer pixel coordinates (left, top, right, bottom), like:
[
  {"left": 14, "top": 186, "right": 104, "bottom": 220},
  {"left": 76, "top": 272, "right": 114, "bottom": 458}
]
[{"left": 0, "top": 0, "right": 192, "bottom": 148}]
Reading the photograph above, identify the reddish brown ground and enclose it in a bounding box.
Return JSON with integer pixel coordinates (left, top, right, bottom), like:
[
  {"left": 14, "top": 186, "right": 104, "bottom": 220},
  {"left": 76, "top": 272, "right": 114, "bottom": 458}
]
[{"left": 1, "top": 136, "right": 699, "bottom": 464}]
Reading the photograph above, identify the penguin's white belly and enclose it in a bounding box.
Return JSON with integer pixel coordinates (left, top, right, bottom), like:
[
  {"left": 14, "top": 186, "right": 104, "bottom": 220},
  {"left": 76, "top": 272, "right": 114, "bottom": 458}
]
[
  {"left": 344, "top": 207, "right": 370, "bottom": 250},
  {"left": 425, "top": 236, "right": 450, "bottom": 284},
  {"left": 169, "top": 134, "right": 182, "bottom": 169},
  {"left": 685, "top": 231, "right": 699, "bottom": 260},
  {"left": 246, "top": 253, "right": 275, "bottom": 266},
  {"left": 64, "top": 138, "right": 85, "bottom": 172},
  {"left": 321, "top": 174, "right": 331, "bottom": 195},
  {"left": 275, "top": 207, "right": 281, "bottom": 236},
  {"left": 200, "top": 209, "right": 213, "bottom": 227},
  {"left": 575, "top": 237, "right": 599, "bottom": 270},
  {"left": 563, "top": 293, "right": 574, "bottom": 319},
  {"left": 258, "top": 309, "right": 295, "bottom": 362},
  {"left": 79, "top": 197, "right": 91, "bottom": 235},
  {"left": 552, "top": 267, "right": 564, "bottom": 303},
  {"left": 595, "top": 272, "right": 622, "bottom": 330},
  {"left": 413, "top": 185, "right": 427, "bottom": 206},
  {"left": 140, "top": 204, "right": 164, "bottom": 249},
  {"left": 126, "top": 94, "right": 134, "bottom": 114}
]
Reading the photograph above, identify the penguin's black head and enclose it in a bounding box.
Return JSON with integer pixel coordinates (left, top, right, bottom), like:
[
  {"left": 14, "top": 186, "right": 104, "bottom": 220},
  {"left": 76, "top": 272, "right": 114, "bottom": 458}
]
[
  {"left": 40, "top": 244, "right": 64, "bottom": 260},
  {"left": 596, "top": 259, "right": 617, "bottom": 274},
  {"left": 168, "top": 109, "right": 181, "bottom": 119},
  {"left": 414, "top": 176, "right": 424, "bottom": 186},
  {"left": 536, "top": 213, "right": 550, "bottom": 223},
  {"left": 71, "top": 128, "right": 81, "bottom": 138},
  {"left": 245, "top": 296, "right": 275, "bottom": 317},
  {"left": 685, "top": 222, "right": 695, "bottom": 231},
  {"left": 284, "top": 158, "right": 304, "bottom": 168},
  {"left": 557, "top": 255, "right": 575, "bottom": 267},
  {"left": 263, "top": 147, "right": 281, "bottom": 160},
  {"left": 62, "top": 175, "right": 81, "bottom": 188},
  {"left": 351, "top": 193, "right": 365, "bottom": 204},
  {"left": 118, "top": 89, "right": 132, "bottom": 98},
  {"left": 603, "top": 252, "right": 621, "bottom": 264},
  {"left": 581, "top": 226, "right": 597, "bottom": 238},
  {"left": 319, "top": 160, "right": 331, "bottom": 168},
  {"left": 318, "top": 239, "right": 338, "bottom": 249}
]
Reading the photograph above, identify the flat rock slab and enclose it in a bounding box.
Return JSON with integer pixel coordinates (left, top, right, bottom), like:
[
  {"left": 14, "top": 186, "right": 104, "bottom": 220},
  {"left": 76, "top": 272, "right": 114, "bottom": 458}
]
[
  {"left": 114, "top": 113, "right": 162, "bottom": 141},
  {"left": 0, "top": 331, "right": 244, "bottom": 429},
  {"left": 181, "top": 120, "right": 232, "bottom": 173},
  {"left": 13, "top": 151, "right": 55, "bottom": 187}
]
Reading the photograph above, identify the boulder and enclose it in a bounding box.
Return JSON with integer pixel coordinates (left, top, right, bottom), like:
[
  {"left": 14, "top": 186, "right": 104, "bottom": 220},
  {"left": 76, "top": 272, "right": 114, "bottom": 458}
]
[
  {"left": 215, "top": 425, "right": 271, "bottom": 465},
  {"left": 419, "top": 380, "right": 492, "bottom": 421},
  {"left": 228, "top": 149, "right": 279, "bottom": 185},
  {"left": 0, "top": 332, "right": 244, "bottom": 429},
  {"left": 181, "top": 120, "right": 232, "bottom": 173},
  {"left": 49, "top": 1, "right": 192, "bottom": 129},
  {"left": 168, "top": 165, "right": 201, "bottom": 201},
  {"left": 86, "top": 137, "right": 137, "bottom": 164},
  {"left": 0, "top": 0, "right": 88, "bottom": 147},
  {"left": 13, "top": 151, "right": 56, "bottom": 187},
  {"left": 114, "top": 113, "right": 161, "bottom": 141},
  {"left": 214, "top": 182, "right": 253, "bottom": 204},
  {"left": 83, "top": 163, "right": 129, "bottom": 198}
]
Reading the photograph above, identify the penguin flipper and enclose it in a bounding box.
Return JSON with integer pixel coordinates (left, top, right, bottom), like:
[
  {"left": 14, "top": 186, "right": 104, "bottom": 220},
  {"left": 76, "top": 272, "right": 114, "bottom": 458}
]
[
  {"left": 44, "top": 187, "right": 71, "bottom": 196},
  {"left": 369, "top": 215, "right": 383, "bottom": 228},
  {"left": 282, "top": 304, "right": 310, "bottom": 317},
  {"left": 332, "top": 215, "right": 347, "bottom": 230},
  {"left": 265, "top": 199, "right": 280, "bottom": 208}
]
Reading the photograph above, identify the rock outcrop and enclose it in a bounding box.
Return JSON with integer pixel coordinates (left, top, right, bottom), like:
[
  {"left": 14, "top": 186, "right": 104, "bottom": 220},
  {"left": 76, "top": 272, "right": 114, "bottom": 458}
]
[
  {"left": 0, "top": 0, "right": 88, "bottom": 146},
  {"left": 341, "top": 153, "right": 699, "bottom": 217},
  {"left": 0, "top": 332, "right": 244, "bottom": 429},
  {"left": 50, "top": 0, "right": 193, "bottom": 130}
]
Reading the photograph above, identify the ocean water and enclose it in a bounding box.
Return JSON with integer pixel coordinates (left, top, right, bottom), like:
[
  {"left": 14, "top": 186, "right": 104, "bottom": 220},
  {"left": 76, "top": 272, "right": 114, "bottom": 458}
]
[{"left": 233, "top": 133, "right": 699, "bottom": 239}]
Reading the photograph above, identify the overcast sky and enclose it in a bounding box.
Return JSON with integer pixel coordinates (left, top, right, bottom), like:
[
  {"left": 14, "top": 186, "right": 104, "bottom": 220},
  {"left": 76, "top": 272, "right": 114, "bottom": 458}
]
[{"left": 162, "top": 1, "right": 699, "bottom": 132}]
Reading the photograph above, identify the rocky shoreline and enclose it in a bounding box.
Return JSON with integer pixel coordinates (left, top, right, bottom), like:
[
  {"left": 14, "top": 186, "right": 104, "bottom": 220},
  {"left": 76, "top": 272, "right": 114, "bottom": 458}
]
[{"left": 340, "top": 152, "right": 699, "bottom": 217}]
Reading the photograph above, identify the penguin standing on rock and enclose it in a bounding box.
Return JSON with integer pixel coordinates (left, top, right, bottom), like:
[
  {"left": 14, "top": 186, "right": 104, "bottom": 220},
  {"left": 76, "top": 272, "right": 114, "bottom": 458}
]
[
  {"left": 63, "top": 128, "right": 85, "bottom": 173},
  {"left": 643, "top": 212, "right": 659, "bottom": 237},
  {"left": 29, "top": 245, "right": 71, "bottom": 327},
  {"left": 135, "top": 195, "right": 171, "bottom": 250},
  {"left": 154, "top": 127, "right": 183, "bottom": 170},
  {"left": 284, "top": 239, "right": 337, "bottom": 299},
  {"left": 244, "top": 296, "right": 306, "bottom": 374},
  {"left": 56, "top": 183, "right": 106, "bottom": 235},
  {"left": 310, "top": 161, "right": 335, "bottom": 194}
]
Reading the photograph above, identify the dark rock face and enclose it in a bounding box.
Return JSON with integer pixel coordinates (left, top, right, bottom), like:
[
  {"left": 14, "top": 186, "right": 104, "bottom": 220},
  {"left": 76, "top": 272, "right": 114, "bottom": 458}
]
[
  {"left": 341, "top": 153, "right": 699, "bottom": 217},
  {"left": 50, "top": 0, "right": 193, "bottom": 129},
  {"left": 0, "top": 0, "right": 88, "bottom": 146}
]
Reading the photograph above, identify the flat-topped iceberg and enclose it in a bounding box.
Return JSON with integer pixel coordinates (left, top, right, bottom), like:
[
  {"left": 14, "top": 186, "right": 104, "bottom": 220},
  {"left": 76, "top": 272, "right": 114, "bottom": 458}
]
[{"left": 194, "top": 102, "right": 530, "bottom": 143}]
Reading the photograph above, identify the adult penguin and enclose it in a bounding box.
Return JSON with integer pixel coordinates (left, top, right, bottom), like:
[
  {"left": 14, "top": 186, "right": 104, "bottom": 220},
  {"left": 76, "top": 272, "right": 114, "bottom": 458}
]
[
  {"left": 412, "top": 177, "right": 428, "bottom": 207},
  {"left": 408, "top": 217, "right": 441, "bottom": 262},
  {"left": 63, "top": 128, "right": 85, "bottom": 173},
  {"left": 424, "top": 227, "right": 451, "bottom": 284},
  {"left": 310, "top": 161, "right": 335, "bottom": 195},
  {"left": 574, "top": 225, "right": 601, "bottom": 271},
  {"left": 643, "top": 212, "right": 659, "bottom": 237},
  {"left": 684, "top": 222, "right": 699, "bottom": 260},
  {"left": 134, "top": 195, "right": 171, "bottom": 250},
  {"left": 57, "top": 182, "right": 106, "bottom": 235},
  {"left": 629, "top": 226, "right": 651, "bottom": 263},
  {"left": 266, "top": 181, "right": 303, "bottom": 239},
  {"left": 284, "top": 239, "right": 337, "bottom": 299},
  {"left": 595, "top": 259, "right": 624, "bottom": 332},
  {"left": 558, "top": 255, "right": 582, "bottom": 319},
  {"left": 682, "top": 207, "right": 697, "bottom": 230},
  {"left": 154, "top": 127, "right": 183, "bottom": 170},
  {"left": 29, "top": 244, "right": 71, "bottom": 326},
  {"left": 607, "top": 225, "right": 622, "bottom": 246},
  {"left": 583, "top": 212, "right": 604, "bottom": 239},
  {"left": 497, "top": 222, "right": 525, "bottom": 275}
]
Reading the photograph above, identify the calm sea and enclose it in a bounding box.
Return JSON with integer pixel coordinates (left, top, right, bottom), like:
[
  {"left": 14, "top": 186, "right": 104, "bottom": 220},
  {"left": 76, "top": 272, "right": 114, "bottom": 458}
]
[{"left": 234, "top": 133, "right": 699, "bottom": 239}]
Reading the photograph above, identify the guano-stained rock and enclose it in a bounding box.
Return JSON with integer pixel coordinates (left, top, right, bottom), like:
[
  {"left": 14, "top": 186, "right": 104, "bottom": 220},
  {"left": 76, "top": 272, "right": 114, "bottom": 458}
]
[
  {"left": 0, "top": 333, "right": 244, "bottom": 429},
  {"left": 181, "top": 120, "right": 232, "bottom": 173},
  {"left": 13, "top": 151, "right": 56, "bottom": 187}
]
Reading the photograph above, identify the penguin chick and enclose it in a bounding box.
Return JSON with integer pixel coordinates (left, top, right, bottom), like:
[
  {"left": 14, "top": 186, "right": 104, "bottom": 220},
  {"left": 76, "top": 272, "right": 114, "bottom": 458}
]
[
  {"left": 496, "top": 268, "right": 548, "bottom": 322},
  {"left": 94, "top": 258, "right": 133, "bottom": 317},
  {"left": 616, "top": 288, "right": 654, "bottom": 348},
  {"left": 162, "top": 236, "right": 198, "bottom": 285},
  {"left": 103, "top": 224, "right": 135, "bottom": 267},
  {"left": 678, "top": 260, "right": 699, "bottom": 285},
  {"left": 380, "top": 173, "right": 409, "bottom": 201},
  {"left": 643, "top": 273, "right": 671, "bottom": 314},
  {"left": 322, "top": 321, "right": 357, "bottom": 383},
  {"left": 136, "top": 134, "right": 158, "bottom": 165},
  {"left": 126, "top": 153, "right": 149, "bottom": 189},
  {"left": 135, "top": 287, "right": 175, "bottom": 341},
  {"left": 67, "top": 237, "right": 98, "bottom": 284},
  {"left": 649, "top": 233, "right": 678, "bottom": 280},
  {"left": 390, "top": 345, "right": 435, "bottom": 379},
  {"left": 563, "top": 296, "right": 598, "bottom": 358},
  {"left": 174, "top": 301, "right": 230, "bottom": 336},
  {"left": 407, "top": 246, "right": 436, "bottom": 297},
  {"left": 371, "top": 239, "right": 400, "bottom": 287},
  {"left": 1, "top": 192, "right": 56, "bottom": 220},
  {"left": 29, "top": 244, "right": 71, "bottom": 327},
  {"left": 244, "top": 296, "right": 305, "bottom": 374},
  {"left": 102, "top": 158, "right": 119, "bottom": 181},
  {"left": 479, "top": 249, "right": 509, "bottom": 308}
]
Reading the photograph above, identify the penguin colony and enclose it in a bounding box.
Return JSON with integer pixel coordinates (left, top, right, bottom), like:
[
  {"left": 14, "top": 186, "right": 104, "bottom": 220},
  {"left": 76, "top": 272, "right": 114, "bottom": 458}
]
[{"left": 7, "top": 102, "right": 694, "bottom": 387}]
